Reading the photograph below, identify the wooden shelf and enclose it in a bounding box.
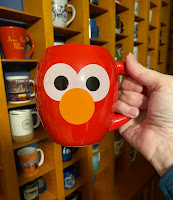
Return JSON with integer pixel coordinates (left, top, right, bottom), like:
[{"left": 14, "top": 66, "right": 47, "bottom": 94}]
[
  {"left": 65, "top": 177, "right": 86, "bottom": 197},
  {"left": 135, "top": 15, "right": 145, "bottom": 22},
  {"left": 116, "top": 33, "right": 128, "bottom": 41},
  {"left": 54, "top": 26, "right": 81, "bottom": 39},
  {"left": 116, "top": 3, "right": 129, "bottom": 14},
  {"left": 93, "top": 145, "right": 109, "bottom": 156},
  {"left": 150, "top": 2, "right": 157, "bottom": 9},
  {"left": 0, "top": 6, "right": 41, "bottom": 24},
  {"left": 149, "top": 24, "right": 157, "bottom": 30},
  {"left": 13, "top": 127, "right": 49, "bottom": 150},
  {"left": 8, "top": 97, "right": 36, "bottom": 109},
  {"left": 40, "top": 191, "right": 57, "bottom": 200},
  {"left": 1, "top": 59, "right": 39, "bottom": 63},
  {"left": 148, "top": 47, "right": 155, "bottom": 51},
  {"left": 93, "top": 162, "right": 109, "bottom": 176},
  {"left": 160, "top": 43, "right": 166, "bottom": 46},
  {"left": 18, "top": 163, "right": 53, "bottom": 187},
  {"left": 162, "top": 1, "right": 168, "bottom": 7},
  {"left": 134, "top": 41, "right": 143, "bottom": 46},
  {"left": 90, "top": 39, "right": 108, "bottom": 46},
  {"left": 161, "top": 22, "right": 167, "bottom": 27},
  {"left": 63, "top": 150, "right": 85, "bottom": 169},
  {"left": 89, "top": 3, "right": 108, "bottom": 18}
]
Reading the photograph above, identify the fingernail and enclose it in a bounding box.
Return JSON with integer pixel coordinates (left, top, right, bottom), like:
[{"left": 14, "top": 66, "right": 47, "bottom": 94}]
[{"left": 128, "top": 107, "right": 139, "bottom": 118}]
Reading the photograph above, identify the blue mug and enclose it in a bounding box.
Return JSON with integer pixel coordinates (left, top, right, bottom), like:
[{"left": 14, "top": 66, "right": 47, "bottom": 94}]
[
  {"left": 89, "top": 0, "right": 98, "bottom": 5},
  {"left": 92, "top": 142, "right": 99, "bottom": 153},
  {"left": 62, "top": 147, "right": 78, "bottom": 162},
  {"left": 93, "top": 153, "right": 100, "bottom": 172},
  {"left": 89, "top": 18, "right": 100, "bottom": 39},
  {"left": 20, "top": 176, "right": 47, "bottom": 200},
  {"left": 63, "top": 165, "right": 80, "bottom": 189}
]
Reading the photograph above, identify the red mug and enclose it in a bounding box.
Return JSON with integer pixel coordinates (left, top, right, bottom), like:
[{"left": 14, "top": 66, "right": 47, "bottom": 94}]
[
  {"left": 0, "top": 26, "right": 34, "bottom": 59},
  {"left": 35, "top": 44, "right": 130, "bottom": 146}
]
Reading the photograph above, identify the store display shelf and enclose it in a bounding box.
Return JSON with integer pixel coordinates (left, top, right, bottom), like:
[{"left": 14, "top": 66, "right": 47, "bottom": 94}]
[
  {"left": 8, "top": 98, "right": 36, "bottom": 109},
  {"left": 54, "top": 26, "right": 81, "bottom": 39},
  {"left": 93, "top": 163, "right": 109, "bottom": 176},
  {"left": 150, "top": 2, "right": 157, "bottom": 9},
  {"left": 93, "top": 145, "right": 109, "bottom": 156},
  {"left": 18, "top": 163, "right": 54, "bottom": 187},
  {"left": 40, "top": 191, "right": 57, "bottom": 200},
  {"left": 162, "top": 1, "right": 168, "bottom": 7},
  {"left": 134, "top": 41, "right": 143, "bottom": 46},
  {"left": 89, "top": 3, "right": 108, "bottom": 18},
  {"left": 135, "top": 15, "right": 145, "bottom": 22},
  {"left": 0, "top": 6, "right": 41, "bottom": 24},
  {"left": 116, "top": 2, "right": 129, "bottom": 14},
  {"left": 90, "top": 38, "right": 108, "bottom": 46},
  {"left": 148, "top": 47, "right": 155, "bottom": 51},
  {"left": 65, "top": 177, "right": 86, "bottom": 197},
  {"left": 13, "top": 127, "right": 49, "bottom": 150},
  {"left": 63, "top": 150, "right": 85, "bottom": 169},
  {"left": 1, "top": 59, "right": 39, "bottom": 63},
  {"left": 149, "top": 24, "right": 157, "bottom": 30},
  {"left": 161, "top": 22, "right": 167, "bottom": 27},
  {"left": 116, "top": 33, "right": 128, "bottom": 41}
]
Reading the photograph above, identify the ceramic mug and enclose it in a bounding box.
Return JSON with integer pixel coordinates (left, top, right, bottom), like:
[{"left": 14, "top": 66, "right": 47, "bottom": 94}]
[
  {"left": 134, "top": 22, "right": 138, "bottom": 41},
  {"left": 93, "top": 153, "right": 100, "bottom": 172},
  {"left": 6, "top": 75, "right": 35, "bottom": 104},
  {"left": 17, "top": 147, "right": 44, "bottom": 177},
  {"left": 115, "top": 44, "right": 123, "bottom": 61},
  {"left": 20, "top": 177, "right": 47, "bottom": 200},
  {"left": 52, "top": 0, "right": 76, "bottom": 27},
  {"left": 66, "top": 191, "right": 81, "bottom": 200},
  {"left": 62, "top": 146, "right": 78, "bottom": 162},
  {"left": 89, "top": 0, "right": 98, "bottom": 5},
  {"left": 89, "top": 18, "right": 100, "bottom": 39},
  {"left": 135, "top": 0, "right": 139, "bottom": 16},
  {"left": 63, "top": 165, "right": 80, "bottom": 189},
  {"left": 114, "top": 135, "right": 123, "bottom": 155},
  {"left": 0, "top": 26, "right": 34, "bottom": 59},
  {"left": 35, "top": 44, "right": 130, "bottom": 147},
  {"left": 9, "top": 109, "right": 40, "bottom": 143},
  {"left": 115, "top": 16, "right": 124, "bottom": 34},
  {"left": 92, "top": 142, "right": 99, "bottom": 153}
]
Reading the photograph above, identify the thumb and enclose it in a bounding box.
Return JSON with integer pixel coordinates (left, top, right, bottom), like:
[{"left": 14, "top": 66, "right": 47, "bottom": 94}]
[{"left": 126, "top": 53, "right": 163, "bottom": 91}]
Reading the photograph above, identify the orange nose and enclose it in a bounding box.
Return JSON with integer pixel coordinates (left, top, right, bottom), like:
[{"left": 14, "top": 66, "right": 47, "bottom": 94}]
[{"left": 59, "top": 88, "right": 95, "bottom": 125}]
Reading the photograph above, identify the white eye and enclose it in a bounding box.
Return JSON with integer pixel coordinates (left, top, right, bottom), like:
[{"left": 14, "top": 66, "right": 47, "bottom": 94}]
[
  {"left": 78, "top": 64, "right": 110, "bottom": 102},
  {"left": 43, "top": 63, "right": 77, "bottom": 101}
]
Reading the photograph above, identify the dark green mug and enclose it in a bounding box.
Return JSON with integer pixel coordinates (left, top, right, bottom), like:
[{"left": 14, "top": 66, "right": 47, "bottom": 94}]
[{"left": 20, "top": 176, "right": 47, "bottom": 200}]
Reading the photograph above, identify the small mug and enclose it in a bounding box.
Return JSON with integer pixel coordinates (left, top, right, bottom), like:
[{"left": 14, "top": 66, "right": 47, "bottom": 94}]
[
  {"left": 92, "top": 142, "right": 99, "bottom": 153},
  {"left": 20, "top": 176, "right": 47, "bottom": 200},
  {"left": 6, "top": 75, "right": 35, "bottom": 104},
  {"left": 93, "top": 153, "right": 100, "bottom": 172},
  {"left": 115, "top": 44, "right": 123, "bottom": 61},
  {"left": 89, "top": 18, "right": 100, "bottom": 39},
  {"left": 0, "top": 26, "right": 34, "bottom": 59},
  {"left": 63, "top": 165, "right": 80, "bottom": 189},
  {"left": 62, "top": 146, "right": 78, "bottom": 162},
  {"left": 115, "top": 16, "right": 124, "bottom": 34},
  {"left": 134, "top": 22, "right": 138, "bottom": 41},
  {"left": 149, "top": 10, "right": 152, "bottom": 24},
  {"left": 66, "top": 190, "right": 81, "bottom": 200},
  {"left": 89, "top": 0, "right": 98, "bottom": 5},
  {"left": 52, "top": 0, "right": 76, "bottom": 27},
  {"left": 114, "top": 135, "right": 123, "bottom": 155},
  {"left": 9, "top": 109, "right": 40, "bottom": 143},
  {"left": 135, "top": 0, "right": 139, "bottom": 16},
  {"left": 17, "top": 147, "right": 44, "bottom": 177}
]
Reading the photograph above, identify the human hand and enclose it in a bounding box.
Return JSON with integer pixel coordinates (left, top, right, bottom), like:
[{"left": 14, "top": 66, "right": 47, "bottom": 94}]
[{"left": 114, "top": 53, "right": 173, "bottom": 176}]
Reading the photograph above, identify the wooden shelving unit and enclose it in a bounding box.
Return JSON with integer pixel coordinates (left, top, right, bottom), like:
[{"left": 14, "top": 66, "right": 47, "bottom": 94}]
[{"left": 0, "top": 0, "right": 171, "bottom": 200}]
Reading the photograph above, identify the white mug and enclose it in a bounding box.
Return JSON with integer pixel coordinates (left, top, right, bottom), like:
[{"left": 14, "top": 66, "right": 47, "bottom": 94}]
[
  {"left": 135, "top": 0, "right": 139, "bottom": 16},
  {"left": 134, "top": 22, "right": 138, "bottom": 41},
  {"left": 9, "top": 109, "right": 40, "bottom": 142},
  {"left": 114, "top": 137, "right": 124, "bottom": 155},
  {"left": 52, "top": 0, "right": 76, "bottom": 27}
]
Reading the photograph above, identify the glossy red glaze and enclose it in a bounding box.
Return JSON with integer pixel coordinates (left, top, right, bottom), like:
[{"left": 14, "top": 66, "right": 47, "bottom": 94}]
[{"left": 35, "top": 44, "right": 129, "bottom": 146}]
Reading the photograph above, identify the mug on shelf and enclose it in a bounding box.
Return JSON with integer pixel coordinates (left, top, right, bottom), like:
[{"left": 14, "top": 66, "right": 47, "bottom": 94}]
[
  {"left": 134, "top": 22, "right": 138, "bottom": 41},
  {"left": 9, "top": 109, "right": 40, "bottom": 143},
  {"left": 6, "top": 75, "right": 35, "bottom": 104},
  {"left": 17, "top": 146, "right": 44, "bottom": 177},
  {"left": 66, "top": 190, "right": 81, "bottom": 200},
  {"left": 130, "top": 148, "right": 137, "bottom": 163},
  {"left": 115, "top": 16, "right": 124, "bottom": 34},
  {"left": 20, "top": 176, "right": 47, "bottom": 200},
  {"left": 114, "top": 135, "right": 123, "bottom": 155},
  {"left": 92, "top": 142, "right": 99, "bottom": 153},
  {"left": 35, "top": 44, "right": 130, "bottom": 147},
  {"left": 0, "top": 26, "right": 34, "bottom": 59},
  {"left": 62, "top": 146, "right": 78, "bottom": 162},
  {"left": 115, "top": 44, "right": 123, "bottom": 61},
  {"left": 89, "top": 0, "right": 98, "bottom": 5},
  {"left": 89, "top": 18, "right": 100, "bottom": 39},
  {"left": 63, "top": 165, "right": 80, "bottom": 189},
  {"left": 134, "top": 0, "right": 139, "bottom": 16},
  {"left": 52, "top": 0, "right": 76, "bottom": 27},
  {"left": 93, "top": 153, "right": 100, "bottom": 172},
  {"left": 149, "top": 10, "right": 152, "bottom": 24}
]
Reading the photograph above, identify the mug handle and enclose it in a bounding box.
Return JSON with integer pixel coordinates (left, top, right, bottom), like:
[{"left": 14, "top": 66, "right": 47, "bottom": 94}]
[
  {"left": 25, "top": 33, "right": 34, "bottom": 58},
  {"left": 38, "top": 176, "right": 47, "bottom": 194},
  {"left": 37, "top": 149, "right": 44, "bottom": 166},
  {"left": 29, "top": 80, "right": 35, "bottom": 97},
  {"left": 66, "top": 4, "right": 76, "bottom": 26},
  {"left": 32, "top": 111, "right": 40, "bottom": 128}
]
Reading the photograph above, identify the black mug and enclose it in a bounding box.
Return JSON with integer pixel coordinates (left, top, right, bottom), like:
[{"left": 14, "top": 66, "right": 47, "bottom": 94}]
[{"left": 20, "top": 177, "right": 47, "bottom": 200}]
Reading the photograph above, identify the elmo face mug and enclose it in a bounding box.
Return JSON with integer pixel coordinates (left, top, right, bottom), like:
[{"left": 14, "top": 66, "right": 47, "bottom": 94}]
[{"left": 35, "top": 44, "right": 129, "bottom": 146}]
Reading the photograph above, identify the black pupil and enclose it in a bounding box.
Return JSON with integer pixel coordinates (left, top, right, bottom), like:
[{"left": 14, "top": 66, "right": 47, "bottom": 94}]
[
  {"left": 54, "top": 76, "right": 69, "bottom": 90},
  {"left": 86, "top": 76, "right": 100, "bottom": 91}
]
